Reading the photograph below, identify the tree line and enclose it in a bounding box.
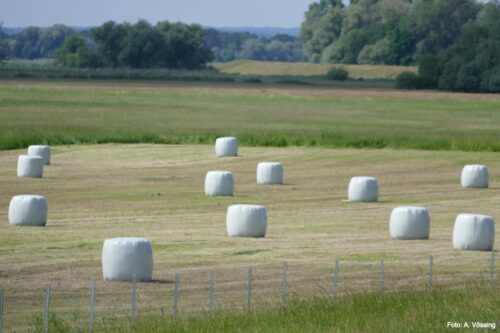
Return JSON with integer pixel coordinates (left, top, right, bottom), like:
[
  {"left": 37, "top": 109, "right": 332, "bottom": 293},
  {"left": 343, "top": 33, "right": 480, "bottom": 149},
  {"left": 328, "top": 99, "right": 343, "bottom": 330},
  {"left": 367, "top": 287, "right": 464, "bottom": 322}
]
[
  {"left": 301, "top": 0, "right": 500, "bottom": 92},
  {"left": 0, "top": 22, "right": 305, "bottom": 68}
]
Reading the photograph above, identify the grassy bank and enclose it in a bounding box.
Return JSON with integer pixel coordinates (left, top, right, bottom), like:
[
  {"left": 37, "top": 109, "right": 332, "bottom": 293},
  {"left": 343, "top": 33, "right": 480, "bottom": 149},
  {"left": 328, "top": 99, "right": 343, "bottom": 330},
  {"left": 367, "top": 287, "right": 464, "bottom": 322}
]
[
  {"left": 33, "top": 288, "right": 500, "bottom": 332},
  {"left": 0, "top": 80, "right": 499, "bottom": 151}
]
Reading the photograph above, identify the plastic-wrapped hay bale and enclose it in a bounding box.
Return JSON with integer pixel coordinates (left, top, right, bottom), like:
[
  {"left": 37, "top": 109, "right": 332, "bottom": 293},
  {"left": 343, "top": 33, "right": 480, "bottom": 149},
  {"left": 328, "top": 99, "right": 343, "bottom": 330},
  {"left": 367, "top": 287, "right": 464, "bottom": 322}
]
[
  {"left": 348, "top": 177, "right": 378, "bottom": 202},
  {"left": 215, "top": 137, "right": 238, "bottom": 157},
  {"left": 226, "top": 205, "right": 267, "bottom": 238},
  {"left": 8, "top": 195, "right": 48, "bottom": 226},
  {"left": 28, "top": 145, "right": 51, "bottom": 165},
  {"left": 390, "top": 206, "right": 430, "bottom": 240},
  {"left": 102, "top": 237, "right": 153, "bottom": 282},
  {"left": 461, "top": 165, "right": 488, "bottom": 188},
  {"left": 257, "top": 162, "right": 283, "bottom": 185},
  {"left": 453, "top": 214, "right": 495, "bottom": 251},
  {"left": 17, "top": 155, "right": 44, "bottom": 178},
  {"left": 205, "top": 171, "right": 234, "bottom": 196}
]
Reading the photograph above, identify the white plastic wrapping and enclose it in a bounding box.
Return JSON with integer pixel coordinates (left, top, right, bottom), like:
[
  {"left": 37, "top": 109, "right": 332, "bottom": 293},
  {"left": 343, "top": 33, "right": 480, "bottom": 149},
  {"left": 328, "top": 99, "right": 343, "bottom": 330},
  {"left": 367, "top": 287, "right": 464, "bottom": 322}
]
[
  {"left": 215, "top": 137, "right": 238, "bottom": 157},
  {"left": 226, "top": 204, "right": 267, "bottom": 238},
  {"left": 8, "top": 195, "right": 48, "bottom": 226},
  {"left": 102, "top": 237, "right": 153, "bottom": 282},
  {"left": 205, "top": 171, "right": 234, "bottom": 196},
  {"left": 17, "top": 155, "right": 44, "bottom": 178},
  {"left": 461, "top": 165, "right": 489, "bottom": 188},
  {"left": 348, "top": 177, "right": 378, "bottom": 202},
  {"left": 390, "top": 206, "right": 430, "bottom": 240},
  {"left": 453, "top": 214, "right": 495, "bottom": 251},
  {"left": 28, "top": 145, "right": 51, "bottom": 165},
  {"left": 257, "top": 162, "right": 283, "bottom": 185}
]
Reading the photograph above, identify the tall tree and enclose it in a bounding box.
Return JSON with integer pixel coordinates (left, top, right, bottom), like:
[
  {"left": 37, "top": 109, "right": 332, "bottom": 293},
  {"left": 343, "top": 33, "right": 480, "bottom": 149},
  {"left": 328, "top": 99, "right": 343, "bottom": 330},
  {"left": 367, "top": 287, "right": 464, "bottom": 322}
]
[
  {"left": 92, "top": 21, "right": 129, "bottom": 67},
  {"left": 54, "top": 34, "right": 95, "bottom": 68}
]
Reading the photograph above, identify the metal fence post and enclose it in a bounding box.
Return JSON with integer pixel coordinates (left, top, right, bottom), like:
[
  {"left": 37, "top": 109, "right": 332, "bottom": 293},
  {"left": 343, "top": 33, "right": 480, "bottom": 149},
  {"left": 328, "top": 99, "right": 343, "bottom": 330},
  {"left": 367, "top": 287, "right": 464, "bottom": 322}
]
[
  {"left": 131, "top": 273, "right": 137, "bottom": 321},
  {"left": 428, "top": 256, "right": 433, "bottom": 293},
  {"left": 209, "top": 271, "right": 215, "bottom": 314},
  {"left": 333, "top": 260, "right": 339, "bottom": 302},
  {"left": 281, "top": 262, "right": 288, "bottom": 306},
  {"left": 489, "top": 251, "right": 495, "bottom": 289},
  {"left": 44, "top": 284, "right": 51, "bottom": 333},
  {"left": 379, "top": 260, "right": 384, "bottom": 295},
  {"left": 0, "top": 288, "right": 4, "bottom": 333},
  {"left": 89, "top": 278, "right": 96, "bottom": 333},
  {"left": 247, "top": 266, "right": 253, "bottom": 312},
  {"left": 173, "top": 273, "right": 179, "bottom": 319}
]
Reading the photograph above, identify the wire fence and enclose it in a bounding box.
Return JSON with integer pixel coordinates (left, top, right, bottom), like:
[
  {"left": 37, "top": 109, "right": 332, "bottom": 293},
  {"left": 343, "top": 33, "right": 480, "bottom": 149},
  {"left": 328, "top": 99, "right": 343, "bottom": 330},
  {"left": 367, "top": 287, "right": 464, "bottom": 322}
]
[{"left": 0, "top": 251, "right": 496, "bottom": 332}]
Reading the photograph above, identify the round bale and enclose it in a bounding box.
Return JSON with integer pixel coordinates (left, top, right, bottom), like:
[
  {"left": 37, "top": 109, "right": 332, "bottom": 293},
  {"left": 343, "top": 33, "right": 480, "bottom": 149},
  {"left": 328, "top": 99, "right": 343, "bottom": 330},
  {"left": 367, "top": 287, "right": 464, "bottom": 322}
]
[
  {"left": 226, "top": 204, "right": 267, "bottom": 238},
  {"left": 461, "top": 165, "right": 489, "bottom": 188},
  {"left": 8, "top": 195, "right": 48, "bottom": 226},
  {"left": 257, "top": 162, "right": 283, "bottom": 185},
  {"left": 17, "top": 155, "right": 44, "bottom": 178},
  {"left": 453, "top": 214, "right": 495, "bottom": 251},
  {"left": 205, "top": 171, "right": 234, "bottom": 196},
  {"left": 215, "top": 137, "right": 238, "bottom": 157},
  {"left": 348, "top": 177, "right": 378, "bottom": 202},
  {"left": 390, "top": 206, "right": 430, "bottom": 240},
  {"left": 102, "top": 237, "right": 153, "bottom": 282},
  {"left": 28, "top": 145, "right": 51, "bottom": 165}
]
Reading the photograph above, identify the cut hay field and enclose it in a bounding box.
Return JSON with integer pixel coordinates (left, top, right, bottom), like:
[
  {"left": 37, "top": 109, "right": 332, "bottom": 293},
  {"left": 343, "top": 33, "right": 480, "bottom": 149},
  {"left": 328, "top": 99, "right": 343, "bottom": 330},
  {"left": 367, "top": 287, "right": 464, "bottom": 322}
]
[
  {"left": 215, "top": 60, "right": 417, "bottom": 79},
  {"left": 0, "top": 144, "right": 499, "bottom": 331},
  {"left": 1, "top": 80, "right": 500, "bottom": 152}
]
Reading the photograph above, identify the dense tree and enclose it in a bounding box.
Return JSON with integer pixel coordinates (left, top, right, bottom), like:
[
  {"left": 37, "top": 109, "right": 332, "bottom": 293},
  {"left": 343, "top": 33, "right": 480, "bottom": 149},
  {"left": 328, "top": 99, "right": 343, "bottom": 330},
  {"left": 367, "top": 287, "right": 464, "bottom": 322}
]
[
  {"left": 157, "top": 22, "right": 213, "bottom": 69},
  {"left": 10, "top": 25, "right": 73, "bottom": 59},
  {"left": 436, "top": 2, "right": 500, "bottom": 92},
  {"left": 412, "top": 0, "right": 480, "bottom": 57},
  {"left": 119, "top": 20, "right": 166, "bottom": 68},
  {"left": 0, "top": 23, "right": 7, "bottom": 62},
  {"left": 54, "top": 34, "right": 96, "bottom": 68},
  {"left": 92, "top": 21, "right": 129, "bottom": 67}
]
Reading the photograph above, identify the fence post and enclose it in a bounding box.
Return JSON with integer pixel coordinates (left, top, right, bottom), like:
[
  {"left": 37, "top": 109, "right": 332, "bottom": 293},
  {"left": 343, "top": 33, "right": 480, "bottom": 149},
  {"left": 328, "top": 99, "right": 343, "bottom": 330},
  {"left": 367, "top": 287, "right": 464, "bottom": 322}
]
[
  {"left": 489, "top": 251, "right": 495, "bottom": 289},
  {"left": 173, "top": 273, "right": 179, "bottom": 319},
  {"left": 44, "top": 284, "right": 51, "bottom": 333},
  {"left": 209, "top": 271, "right": 215, "bottom": 314},
  {"left": 131, "top": 273, "right": 137, "bottom": 321},
  {"left": 333, "top": 260, "right": 339, "bottom": 302},
  {"left": 247, "top": 266, "right": 253, "bottom": 312},
  {"left": 0, "top": 288, "right": 4, "bottom": 333},
  {"left": 428, "top": 256, "right": 433, "bottom": 293},
  {"left": 89, "top": 278, "right": 96, "bottom": 333},
  {"left": 281, "top": 262, "right": 288, "bottom": 306},
  {"left": 379, "top": 260, "right": 384, "bottom": 295}
]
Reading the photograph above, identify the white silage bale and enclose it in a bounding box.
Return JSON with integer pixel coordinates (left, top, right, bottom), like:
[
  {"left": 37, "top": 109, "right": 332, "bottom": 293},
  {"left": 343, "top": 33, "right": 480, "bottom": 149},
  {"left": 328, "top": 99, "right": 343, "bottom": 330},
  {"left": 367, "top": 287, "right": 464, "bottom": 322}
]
[
  {"left": 8, "top": 195, "right": 48, "bottom": 226},
  {"left": 257, "top": 162, "right": 283, "bottom": 185},
  {"left": 102, "top": 237, "right": 153, "bottom": 282},
  {"left": 28, "top": 145, "right": 51, "bottom": 165},
  {"left": 226, "top": 204, "right": 267, "bottom": 238},
  {"left": 390, "top": 206, "right": 430, "bottom": 240},
  {"left": 205, "top": 171, "right": 234, "bottom": 196},
  {"left": 17, "top": 155, "right": 44, "bottom": 178},
  {"left": 348, "top": 177, "right": 378, "bottom": 202},
  {"left": 453, "top": 214, "right": 495, "bottom": 251},
  {"left": 461, "top": 165, "right": 489, "bottom": 188},
  {"left": 215, "top": 137, "right": 238, "bottom": 157}
]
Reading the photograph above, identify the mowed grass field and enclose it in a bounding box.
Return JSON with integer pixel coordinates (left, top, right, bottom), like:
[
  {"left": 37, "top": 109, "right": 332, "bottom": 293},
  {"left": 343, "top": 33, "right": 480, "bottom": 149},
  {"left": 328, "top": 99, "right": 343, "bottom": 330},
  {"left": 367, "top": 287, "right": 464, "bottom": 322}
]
[
  {"left": 1, "top": 80, "right": 500, "bottom": 151},
  {"left": 215, "top": 60, "right": 417, "bottom": 79},
  {"left": 0, "top": 144, "right": 499, "bottom": 331}
]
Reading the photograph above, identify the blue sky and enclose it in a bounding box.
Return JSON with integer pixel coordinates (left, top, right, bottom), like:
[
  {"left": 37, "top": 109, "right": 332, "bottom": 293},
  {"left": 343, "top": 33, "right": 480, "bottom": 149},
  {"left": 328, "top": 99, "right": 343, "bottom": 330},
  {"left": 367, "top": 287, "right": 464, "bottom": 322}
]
[{"left": 0, "top": 0, "right": 315, "bottom": 27}]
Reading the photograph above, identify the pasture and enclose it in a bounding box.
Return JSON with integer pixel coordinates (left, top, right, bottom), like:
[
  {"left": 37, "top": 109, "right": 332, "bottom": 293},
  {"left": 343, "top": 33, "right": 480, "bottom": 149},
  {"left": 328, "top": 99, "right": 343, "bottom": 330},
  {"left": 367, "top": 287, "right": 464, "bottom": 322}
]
[
  {"left": 1, "top": 78, "right": 500, "bottom": 331},
  {"left": 1, "top": 80, "right": 500, "bottom": 151},
  {"left": 216, "top": 60, "right": 417, "bottom": 79},
  {"left": 0, "top": 144, "right": 499, "bottom": 331}
]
